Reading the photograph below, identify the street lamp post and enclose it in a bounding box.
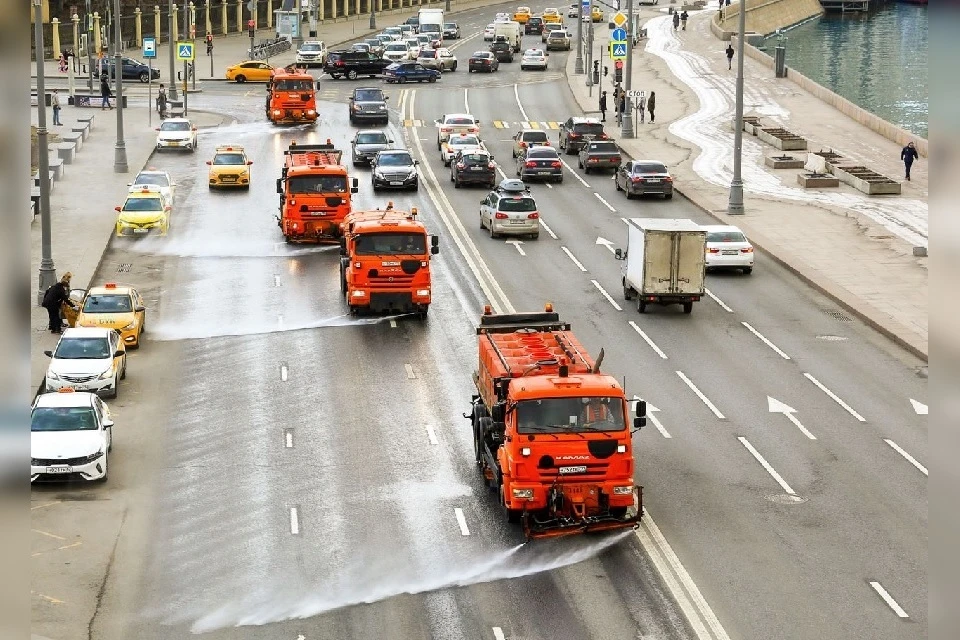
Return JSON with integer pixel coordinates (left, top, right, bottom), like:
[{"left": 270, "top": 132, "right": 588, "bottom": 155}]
[
  {"left": 575, "top": 2, "right": 584, "bottom": 74},
  {"left": 113, "top": 0, "right": 128, "bottom": 172},
  {"left": 445, "top": 0, "right": 451, "bottom": 13},
  {"left": 34, "top": 0, "right": 58, "bottom": 303},
  {"left": 168, "top": 1, "right": 178, "bottom": 99},
  {"left": 370, "top": 0, "right": 376, "bottom": 30},
  {"left": 621, "top": 0, "right": 634, "bottom": 138},
  {"left": 85, "top": 0, "right": 94, "bottom": 91},
  {"left": 727, "top": 0, "right": 746, "bottom": 215}
]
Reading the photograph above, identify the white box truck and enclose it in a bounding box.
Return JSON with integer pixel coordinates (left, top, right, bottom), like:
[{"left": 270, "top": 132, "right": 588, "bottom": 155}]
[
  {"left": 494, "top": 20, "right": 523, "bottom": 52},
  {"left": 418, "top": 8, "right": 444, "bottom": 40},
  {"left": 616, "top": 218, "right": 707, "bottom": 314}
]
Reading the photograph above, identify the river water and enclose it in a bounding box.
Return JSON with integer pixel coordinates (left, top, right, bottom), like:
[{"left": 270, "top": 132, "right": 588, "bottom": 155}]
[{"left": 761, "top": 2, "right": 928, "bottom": 138}]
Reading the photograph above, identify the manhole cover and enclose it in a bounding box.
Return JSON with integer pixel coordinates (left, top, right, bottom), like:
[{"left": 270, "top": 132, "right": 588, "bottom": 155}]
[
  {"left": 826, "top": 310, "right": 853, "bottom": 322},
  {"left": 765, "top": 493, "right": 808, "bottom": 504},
  {"left": 117, "top": 263, "right": 132, "bottom": 272},
  {"left": 816, "top": 335, "right": 848, "bottom": 341}
]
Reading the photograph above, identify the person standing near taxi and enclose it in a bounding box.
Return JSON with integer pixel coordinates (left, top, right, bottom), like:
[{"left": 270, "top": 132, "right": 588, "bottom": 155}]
[{"left": 41, "top": 272, "right": 76, "bottom": 334}]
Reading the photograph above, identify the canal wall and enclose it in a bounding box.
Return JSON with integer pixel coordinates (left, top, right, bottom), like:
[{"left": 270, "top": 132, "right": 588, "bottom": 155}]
[{"left": 712, "top": 0, "right": 824, "bottom": 37}]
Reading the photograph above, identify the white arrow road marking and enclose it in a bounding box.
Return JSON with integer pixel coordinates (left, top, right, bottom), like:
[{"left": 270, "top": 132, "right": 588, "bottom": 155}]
[
  {"left": 280, "top": 364, "right": 288, "bottom": 382},
  {"left": 883, "top": 439, "right": 928, "bottom": 476},
  {"left": 596, "top": 236, "right": 616, "bottom": 253},
  {"left": 561, "top": 246, "right": 587, "bottom": 271},
  {"left": 804, "top": 373, "right": 866, "bottom": 422},
  {"left": 869, "top": 581, "right": 910, "bottom": 618},
  {"left": 274, "top": 274, "right": 281, "bottom": 287},
  {"left": 705, "top": 288, "right": 734, "bottom": 313},
  {"left": 594, "top": 192, "right": 616, "bottom": 212},
  {"left": 629, "top": 321, "right": 668, "bottom": 359},
  {"left": 492, "top": 627, "right": 506, "bottom": 640},
  {"left": 297, "top": 635, "right": 306, "bottom": 640},
  {"left": 506, "top": 240, "right": 526, "bottom": 255},
  {"left": 738, "top": 437, "right": 799, "bottom": 497},
  {"left": 591, "top": 280, "right": 623, "bottom": 311},
  {"left": 676, "top": 371, "right": 725, "bottom": 419},
  {"left": 910, "top": 399, "right": 927, "bottom": 415},
  {"left": 635, "top": 396, "right": 671, "bottom": 438},
  {"left": 561, "top": 159, "right": 590, "bottom": 187},
  {"left": 426, "top": 426, "right": 439, "bottom": 445},
  {"left": 743, "top": 322, "right": 791, "bottom": 359},
  {"left": 405, "top": 363, "right": 417, "bottom": 379},
  {"left": 539, "top": 218, "right": 558, "bottom": 239},
  {"left": 284, "top": 430, "right": 294, "bottom": 448},
  {"left": 767, "top": 396, "right": 816, "bottom": 440},
  {"left": 389, "top": 319, "right": 397, "bottom": 328},
  {"left": 454, "top": 507, "right": 470, "bottom": 536}
]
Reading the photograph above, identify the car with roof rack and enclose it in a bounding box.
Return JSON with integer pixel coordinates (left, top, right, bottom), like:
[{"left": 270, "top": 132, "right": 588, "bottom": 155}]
[{"left": 479, "top": 179, "right": 540, "bottom": 240}]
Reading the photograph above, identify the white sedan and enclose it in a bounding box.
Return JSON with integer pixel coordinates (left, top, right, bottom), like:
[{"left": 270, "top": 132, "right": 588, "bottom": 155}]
[
  {"left": 155, "top": 117, "right": 197, "bottom": 152},
  {"left": 128, "top": 168, "right": 176, "bottom": 205},
  {"left": 520, "top": 48, "right": 548, "bottom": 71},
  {"left": 44, "top": 327, "right": 126, "bottom": 399},
  {"left": 440, "top": 133, "right": 484, "bottom": 166},
  {"left": 31, "top": 389, "right": 114, "bottom": 483},
  {"left": 703, "top": 225, "right": 755, "bottom": 274},
  {"left": 567, "top": 4, "right": 579, "bottom": 17},
  {"left": 483, "top": 24, "right": 496, "bottom": 40}
]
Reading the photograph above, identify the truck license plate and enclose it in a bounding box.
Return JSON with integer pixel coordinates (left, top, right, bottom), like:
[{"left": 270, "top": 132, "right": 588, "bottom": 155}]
[
  {"left": 558, "top": 465, "right": 587, "bottom": 474},
  {"left": 46, "top": 466, "right": 71, "bottom": 474}
]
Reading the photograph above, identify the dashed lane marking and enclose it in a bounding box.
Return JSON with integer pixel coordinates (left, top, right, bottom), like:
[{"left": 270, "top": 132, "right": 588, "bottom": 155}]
[
  {"left": 592, "top": 279, "right": 623, "bottom": 311},
  {"left": 560, "top": 246, "right": 587, "bottom": 272},
  {"left": 454, "top": 507, "right": 470, "bottom": 536}
]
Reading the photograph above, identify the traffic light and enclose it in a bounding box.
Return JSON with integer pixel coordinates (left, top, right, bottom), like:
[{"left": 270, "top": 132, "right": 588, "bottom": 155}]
[
  {"left": 614, "top": 60, "right": 623, "bottom": 83},
  {"left": 603, "top": 65, "right": 608, "bottom": 77},
  {"left": 248, "top": 19, "right": 255, "bottom": 39}
]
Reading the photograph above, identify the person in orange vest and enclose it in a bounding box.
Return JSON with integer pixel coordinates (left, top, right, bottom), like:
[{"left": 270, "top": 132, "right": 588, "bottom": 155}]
[{"left": 583, "top": 398, "right": 610, "bottom": 425}]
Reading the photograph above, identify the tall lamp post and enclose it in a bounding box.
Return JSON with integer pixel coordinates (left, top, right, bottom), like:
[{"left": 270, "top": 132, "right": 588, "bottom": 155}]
[
  {"left": 113, "top": 0, "right": 128, "bottom": 172},
  {"left": 370, "top": 0, "right": 376, "bottom": 30},
  {"left": 621, "top": 0, "right": 634, "bottom": 138},
  {"left": 727, "top": 0, "right": 746, "bottom": 215},
  {"left": 575, "top": 2, "right": 584, "bottom": 74},
  {"left": 168, "top": 0, "right": 178, "bottom": 99},
  {"left": 85, "top": 0, "right": 94, "bottom": 91},
  {"left": 34, "top": 0, "right": 58, "bottom": 303}
]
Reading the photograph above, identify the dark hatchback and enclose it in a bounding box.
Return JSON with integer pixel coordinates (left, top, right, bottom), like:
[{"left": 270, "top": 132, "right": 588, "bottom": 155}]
[
  {"left": 451, "top": 149, "right": 497, "bottom": 188},
  {"left": 383, "top": 62, "right": 441, "bottom": 84},
  {"left": 468, "top": 51, "right": 499, "bottom": 72},
  {"left": 516, "top": 147, "right": 563, "bottom": 183},
  {"left": 323, "top": 50, "right": 392, "bottom": 80},
  {"left": 615, "top": 160, "right": 674, "bottom": 199},
  {"left": 489, "top": 39, "right": 515, "bottom": 62},
  {"left": 525, "top": 16, "right": 544, "bottom": 34}
]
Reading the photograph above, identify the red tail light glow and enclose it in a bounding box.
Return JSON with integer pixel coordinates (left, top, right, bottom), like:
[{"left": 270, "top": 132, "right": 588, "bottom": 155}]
[
  {"left": 495, "top": 212, "right": 509, "bottom": 219},
  {"left": 707, "top": 248, "right": 720, "bottom": 253},
  {"left": 741, "top": 247, "right": 754, "bottom": 253},
  {"left": 525, "top": 161, "right": 537, "bottom": 168},
  {"left": 487, "top": 162, "right": 496, "bottom": 169},
  {"left": 527, "top": 212, "right": 540, "bottom": 219},
  {"left": 551, "top": 161, "right": 562, "bottom": 168}
]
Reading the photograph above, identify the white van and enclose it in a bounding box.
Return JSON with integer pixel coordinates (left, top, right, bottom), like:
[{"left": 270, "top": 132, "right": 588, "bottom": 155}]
[{"left": 494, "top": 21, "right": 522, "bottom": 52}]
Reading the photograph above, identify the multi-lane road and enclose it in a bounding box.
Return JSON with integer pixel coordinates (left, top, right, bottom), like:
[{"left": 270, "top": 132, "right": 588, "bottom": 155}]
[{"left": 31, "top": 5, "right": 928, "bottom": 640}]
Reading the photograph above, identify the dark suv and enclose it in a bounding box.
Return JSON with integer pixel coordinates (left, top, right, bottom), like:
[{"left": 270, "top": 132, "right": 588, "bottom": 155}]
[
  {"left": 96, "top": 56, "right": 160, "bottom": 83},
  {"left": 323, "top": 51, "right": 392, "bottom": 80},
  {"left": 451, "top": 148, "right": 497, "bottom": 188},
  {"left": 558, "top": 116, "right": 609, "bottom": 154},
  {"left": 349, "top": 87, "right": 389, "bottom": 124},
  {"left": 525, "top": 17, "right": 544, "bottom": 35},
  {"left": 489, "top": 38, "right": 514, "bottom": 63}
]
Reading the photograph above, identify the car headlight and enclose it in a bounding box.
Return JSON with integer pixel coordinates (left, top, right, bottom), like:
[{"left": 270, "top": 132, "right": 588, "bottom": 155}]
[
  {"left": 613, "top": 486, "right": 634, "bottom": 495},
  {"left": 408, "top": 168, "right": 417, "bottom": 177},
  {"left": 46, "top": 370, "right": 60, "bottom": 380},
  {"left": 122, "top": 321, "right": 136, "bottom": 330},
  {"left": 512, "top": 489, "right": 534, "bottom": 499},
  {"left": 83, "top": 449, "right": 104, "bottom": 463},
  {"left": 98, "top": 368, "right": 113, "bottom": 380}
]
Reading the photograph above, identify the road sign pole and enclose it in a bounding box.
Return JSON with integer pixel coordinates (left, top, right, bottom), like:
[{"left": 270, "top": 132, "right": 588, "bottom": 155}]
[
  {"left": 621, "top": 0, "right": 635, "bottom": 139},
  {"left": 148, "top": 59, "right": 152, "bottom": 127},
  {"left": 575, "top": 2, "right": 584, "bottom": 74}
]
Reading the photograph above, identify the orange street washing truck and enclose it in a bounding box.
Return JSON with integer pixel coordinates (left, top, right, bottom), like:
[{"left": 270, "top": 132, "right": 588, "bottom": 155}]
[
  {"left": 338, "top": 202, "right": 439, "bottom": 318},
  {"left": 276, "top": 140, "right": 359, "bottom": 243},
  {"left": 466, "top": 305, "right": 646, "bottom": 540},
  {"left": 266, "top": 67, "right": 319, "bottom": 125}
]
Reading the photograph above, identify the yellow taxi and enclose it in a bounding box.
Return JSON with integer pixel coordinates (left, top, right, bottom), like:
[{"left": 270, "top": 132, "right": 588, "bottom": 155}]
[
  {"left": 225, "top": 60, "right": 279, "bottom": 83},
  {"left": 591, "top": 7, "right": 605, "bottom": 22},
  {"left": 513, "top": 6, "right": 532, "bottom": 23},
  {"left": 542, "top": 7, "right": 561, "bottom": 22},
  {"left": 207, "top": 145, "right": 253, "bottom": 189},
  {"left": 69, "top": 283, "right": 146, "bottom": 349},
  {"left": 115, "top": 186, "right": 170, "bottom": 237}
]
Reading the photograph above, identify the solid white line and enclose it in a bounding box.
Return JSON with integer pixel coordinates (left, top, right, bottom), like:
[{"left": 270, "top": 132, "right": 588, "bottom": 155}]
[
  {"left": 397, "top": 88, "right": 407, "bottom": 119},
  {"left": 389, "top": 319, "right": 397, "bottom": 328},
  {"left": 560, "top": 246, "right": 587, "bottom": 272},
  {"left": 785, "top": 412, "right": 817, "bottom": 440},
  {"left": 280, "top": 365, "right": 288, "bottom": 382},
  {"left": 274, "top": 275, "right": 281, "bottom": 287},
  {"left": 285, "top": 431, "right": 293, "bottom": 448},
  {"left": 594, "top": 192, "right": 616, "bottom": 212},
  {"left": 464, "top": 88, "right": 470, "bottom": 114},
  {"left": 737, "top": 437, "right": 798, "bottom": 496},
  {"left": 804, "top": 373, "right": 866, "bottom": 422},
  {"left": 454, "top": 507, "right": 470, "bottom": 536},
  {"left": 704, "top": 288, "right": 734, "bottom": 313},
  {"left": 883, "top": 439, "right": 928, "bottom": 476},
  {"left": 620, "top": 217, "right": 630, "bottom": 225},
  {"left": 496, "top": 165, "right": 509, "bottom": 181},
  {"left": 561, "top": 159, "right": 590, "bottom": 187},
  {"left": 869, "top": 581, "right": 909, "bottom": 618},
  {"left": 492, "top": 627, "right": 506, "bottom": 640},
  {"left": 405, "top": 363, "right": 417, "bottom": 379},
  {"left": 742, "top": 322, "right": 791, "bottom": 359},
  {"left": 538, "top": 218, "right": 558, "bottom": 239},
  {"left": 591, "top": 280, "right": 623, "bottom": 311},
  {"left": 676, "top": 371, "right": 725, "bottom": 419},
  {"left": 289, "top": 507, "right": 300, "bottom": 535},
  {"left": 629, "top": 321, "right": 668, "bottom": 359},
  {"left": 513, "top": 84, "right": 528, "bottom": 121},
  {"left": 426, "top": 426, "right": 439, "bottom": 445}
]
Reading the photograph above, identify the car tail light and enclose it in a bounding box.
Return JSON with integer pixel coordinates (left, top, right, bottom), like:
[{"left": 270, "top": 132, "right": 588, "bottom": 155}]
[
  {"left": 613, "top": 156, "right": 621, "bottom": 162},
  {"left": 527, "top": 212, "right": 539, "bottom": 219},
  {"left": 598, "top": 133, "right": 609, "bottom": 140},
  {"left": 544, "top": 141, "right": 551, "bottom": 146},
  {"left": 441, "top": 127, "right": 452, "bottom": 133},
  {"left": 631, "top": 176, "right": 642, "bottom": 183},
  {"left": 551, "top": 161, "right": 562, "bottom": 168},
  {"left": 495, "top": 212, "right": 509, "bottom": 219},
  {"left": 588, "top": 158, "right": 598, "bottom": 163},
  {"left": 335, "top": 60, "right": 345, "bottom": 66},
  {"left": 569, "top": 132, "right": 580, "bottom": 138},
  {"left": 707, "top": 248, "right": 720, "bottom": 254},
  {"left": 741, "top": 247, "right": 754, "bottom": 253},
  {"left": 525, "top": 161, "right": 537, "bottom": 168},
  {"left": 487, "top": 162, "right": 496, "bottom": 169},
  {"left": 469, "top": 126, "right": 478, "bottom": 133},
  {"left": 456, "top": 163, "right": 465, "bottom": 169}
]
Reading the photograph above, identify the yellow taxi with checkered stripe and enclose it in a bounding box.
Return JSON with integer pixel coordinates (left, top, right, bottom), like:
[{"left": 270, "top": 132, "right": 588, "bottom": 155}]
[
  {"left": 68, "top": 283, "right": 146, "bottom": 349},
  {"left": 207, "top": 145, "right": 253, "bottom": 189}
]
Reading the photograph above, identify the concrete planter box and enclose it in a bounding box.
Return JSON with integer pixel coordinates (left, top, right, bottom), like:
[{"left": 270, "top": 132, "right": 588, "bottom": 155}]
[
  {"left": 77, "top": 114, "right": 95, "bottom": 129},
  {"left": 61, "top": 131, "right": 83, "bottom": 152},
  {"left": 765, "top": 154, "right": 805, "bottom": 169},
  {"left": 757, "top": 127, "right": 808, "bottom": 151},
  {"left": 831, "top": 165, "right": 902, "bottom": 195},
  {"left": 48, "top": 157, "right": 64, "bottom": 181},
  {"left": 52, "top": 142, "right": 76, "bottom": 164},
  {"left": 71, "top": 121, "right": 91, "bottom": 141},
  {"left": 797, "top": 173, "right": 840, "bottom": 188}
]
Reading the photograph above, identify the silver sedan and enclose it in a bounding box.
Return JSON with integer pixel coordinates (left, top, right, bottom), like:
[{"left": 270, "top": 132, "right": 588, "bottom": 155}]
[{"left": 519, "top": 48, "right": 549, "bottom": 71}]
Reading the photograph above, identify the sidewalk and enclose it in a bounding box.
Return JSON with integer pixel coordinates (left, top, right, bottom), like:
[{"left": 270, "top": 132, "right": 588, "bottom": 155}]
[{"left": 565, "top": 7, "right": 928, "bottom": 360}]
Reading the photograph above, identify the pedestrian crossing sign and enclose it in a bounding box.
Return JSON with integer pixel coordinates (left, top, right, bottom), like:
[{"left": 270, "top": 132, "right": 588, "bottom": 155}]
[
  {"left": 176, "top": 42, "right": 195, "bottom": 61},
  {"left": 609, "top": 42, "right": 627, "bottom": 60}
]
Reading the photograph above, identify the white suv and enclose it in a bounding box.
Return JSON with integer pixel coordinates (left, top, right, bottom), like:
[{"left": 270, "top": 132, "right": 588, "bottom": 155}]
[
  {"left": 44, "top": 327, "right": 127, "bottom": 398},
  {"left": 295, "top": 40, "right": 326, "bottom": 66},
  {"left": 155, "top": 118, "right": 198, "bottom": 152}
]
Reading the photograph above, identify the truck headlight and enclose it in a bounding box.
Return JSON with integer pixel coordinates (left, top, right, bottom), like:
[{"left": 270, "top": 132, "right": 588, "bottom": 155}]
[
  {"left": 613, "top": 486, "right": 634, "bottom": 495},
  {"left": 617, "top": 445, "right": 626, "bottom": 453},
  {"left": 416, "top": 289, "right": 430, "bottom": 297},
  {"left": 351, "top": 290, "right": 365, "bottom": 298},
  {"left": 512, "top": 489, "right": 534, "bottom": 499},
  {"left": 520, "top": 447, "right": 531, "bottom": 456}
]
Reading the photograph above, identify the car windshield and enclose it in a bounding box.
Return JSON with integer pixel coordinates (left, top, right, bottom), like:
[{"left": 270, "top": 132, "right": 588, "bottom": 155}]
[
  {"left": 524, "top": 51, "right": 544, "bottom": 57},
  {"left": 134, "top": 174, "right": 168, "bottom": 187},
  {"left": 214, "top": 153, "right": 245, "bottom": 165},
  {"left": 445, "top": 117, "right": 475, "bottom": 125},
  {"left": 707, "top": 231, "right": 747, "bottom": 243},
  {"left": 386, "top": 44, "right": 407, "bottom": 51},
  {"left": 123, "top": 197, "right": 162, "bottom": 212},
  {"left": 160, "top": 121, "right": 190, "bottom": 131},
  {"left": 473, "top": 52, "right": 491, "bottom": 58},
  {"left": 356, "top": 132, "right": 388, "bottom": 144},
  {"left": 82, "top": 294, "right": 132, "bottom": 313},
  {"left": 419, "top": 50, "right": 438, "bottom": 58},
  {"left": 451, "top": 136, "right": 480, "bottom": 147},
  {"left": 634, "top": 162, "right": 668, "bottom": 174},
  {"left": 31, "top": 407, "right": 99, "bottom": 432},
  {"left": 549, "top": 31, "right": 566, "bottom": 37},
  {"left": 444, "top": 23, "right": 457, "bottom": 28},
  {"left": 499, "top": 197, "right": 536, "bottom": 212},
  {"left": 522, "top": 131, "right": 549, "bottom": 142},
  {"left": 573, "top": 123, "right": 604, "bottom": 135},
  {"left": 527, "top": 150, "right": 558, "bottom": 159},
  {"left": 352, "top": 44, "right": 369, "bottom": 51},
  {"left": 54, "top": 337, "right": 111, "bottom": 359},
  {"left": 354, "top": 232, "right": 427, "bottom": 255},
  {"left": 274, "top": 79, "right": 313, "bottom": 91},
  {"left": 301, "top": 43, "right": 321, "bottom": 51},
  {"left": 288, "top": 175, "right": 348, "bottom": 193},
  {"left": 461, "top": 153, "right": 489, "bottom": 164},
  {"left": 516, "top": 396, "right": 626, "bottom": 434},
  {"left": 354, "top": 89, "right": 383, "bottom": 101},
  {"left": 588, "top": 142, "right": 619, "bottom": 153},
  {"left": 377, "top": 153, "right": 413, "bottom": 167}
]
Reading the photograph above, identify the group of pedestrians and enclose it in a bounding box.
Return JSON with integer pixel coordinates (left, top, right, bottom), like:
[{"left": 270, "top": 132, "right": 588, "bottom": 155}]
[
  {"left": 599, "top": 89, "right": 655, "bottom": 125},
  {"left": 672, "top": 10, "right": 689, "bottom": 31}
]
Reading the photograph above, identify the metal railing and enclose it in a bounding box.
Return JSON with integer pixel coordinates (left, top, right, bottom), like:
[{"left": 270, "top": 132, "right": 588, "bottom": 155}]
[{"left": 249, "top": 36, "right": 291, "bottom": 60}]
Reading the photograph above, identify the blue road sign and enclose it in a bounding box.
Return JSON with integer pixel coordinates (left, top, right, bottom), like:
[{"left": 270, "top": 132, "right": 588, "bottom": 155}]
[
  {"left": 612, "top": 28, "right": 627, "bottom": 42},
  {"left": 176, "top": 42, "right": 195, "bottom": 61},
  {"left": 142, "top": 37, "right": 157, "bottom": 59},
  {"left": 582, "top": 0, "right": 591, "bottom": 11},
  {"left": 611, "top": 43, "right": 627, "bottom": 58}
]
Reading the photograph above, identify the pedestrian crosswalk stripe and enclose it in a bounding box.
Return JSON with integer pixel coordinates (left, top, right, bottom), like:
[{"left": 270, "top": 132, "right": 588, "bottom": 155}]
[
  {"left": 492, "top": 121, "right": 561, "bottom": 130},
  {"left": 403, "top": 119, "right": 424, "bottom": 127},
  {"left": 493, "top": 120, "right": 510, "bottom": 128},
  {"left": 546, "top": 121, "right": 560, "bottom": 129}
]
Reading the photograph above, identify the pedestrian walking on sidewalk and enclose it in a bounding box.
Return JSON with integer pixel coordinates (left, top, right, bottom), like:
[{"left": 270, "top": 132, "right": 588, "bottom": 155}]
[
  {"left": 647, "top": 91, "right": 656, "bottom": 123},
  {"left": 51, "top": 89, "right": 62, "bottom": 126},
  {"left": 99, "top": 74, "right": 113, "bottom": 110},
  {"left": 726, "top": 44, "right": 735, "bottom": 70},
  {"left": 638, "top": 94, "right": 646, "bottom": 124},
  {"left": 618, "top": 93, "right": 627, "bottom": 126},
  {"left": 599, "top": 91, "right": 608, "bottom": 122},
  {"left": 681, "top": 11, "right": 689, "bottom": 30},
  {"left": 41, "top": 273, "right": 76, "bottom": 334},
  {"left": 157, "top": 84, "right": 168, "bottom": 119},
  {"left": 673, "top": 12, "right": 680, "bottom": 31},
  {"left": 901, "top": 141, "right": 920, "bottom": 181}
]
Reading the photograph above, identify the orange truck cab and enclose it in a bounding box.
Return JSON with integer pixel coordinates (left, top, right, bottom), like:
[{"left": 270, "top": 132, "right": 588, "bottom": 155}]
[
  {"left": 276, "top": 141, "right": 359, "bottom": 243},
  {"left": 266, "top": 67, "right": 318, "bottom": 125},
  {"left": 338, "top": 203, "right": 439, "bottom": 318},
  {"left": 467, "top": 305, "right": 647, "bottom": 540}
]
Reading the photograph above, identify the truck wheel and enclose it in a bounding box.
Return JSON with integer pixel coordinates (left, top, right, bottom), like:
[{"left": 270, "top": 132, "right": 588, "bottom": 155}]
[
  {"left": 623, "top": 281, "right": 634, "bottom": 301},
  {"left": 638, "top": 300, "right": 647, "bottom": 314},
  {"left": 682, "top": 302, "right": 693, "bottom": 314},
  {"left": 418, "top": 305, "right": 429, "bottom": 320}
]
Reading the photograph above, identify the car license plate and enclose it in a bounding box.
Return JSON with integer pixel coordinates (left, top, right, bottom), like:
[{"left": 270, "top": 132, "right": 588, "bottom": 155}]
[
  {"left": 537, "top": 170, "right": 551, "bottom": 175},
  {"left": 169, "top": 142, "right": 179, "bottom": 146},
  {"left": 647, "top": 178, "right": 660, "bottom": 183},
  {"left": 46, "top": 466, "right": 71, "bottom": 474},
  {"left": 390, "top": 181, "right": 403, "bottom": 186},
  {"left": 509, "top": 219, "right": 526, "bottom": 224},
  {"left": 558, "top": 465, "right": 588, "bottom": 474},
  {"left": 722, "top": 250, "right": 739, "bottom": 255},
  {"left": 470, "top": 167, "right": 482, "bottom": 171},
  {"left": 133, "top": 228, "right": 149, "bottom": 234}
]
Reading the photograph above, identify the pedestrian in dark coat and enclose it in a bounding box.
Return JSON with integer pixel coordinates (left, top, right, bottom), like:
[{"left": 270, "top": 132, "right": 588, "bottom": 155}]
[
  {"left": 726, "top": 44, "right": 735, "bottom": 70},
  {"left": 156, "top": 84, "right": 167, "bottom": 119},
  {"left": 901, "top": 142, "right": 920, "bottom": 181},
  {"left": 41, "top": 273, "right": 76, "bottom": 334},
  {"left": 599, "top": 91, "right": 608, "bottom": 122},
  {"left": 647, "top": 91, "right": 656, "bottom": 123},
  {"left": 672, "top": 12, "right": 680, "bottom": 31},
  {"left": 100, "top": 74, "right": 113, "bottom": 110},
  {"left": 680, "top": 11, "right": 689, "bottom": 30}
]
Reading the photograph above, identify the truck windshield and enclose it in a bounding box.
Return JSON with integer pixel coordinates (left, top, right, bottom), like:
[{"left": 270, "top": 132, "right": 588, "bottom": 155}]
[
  {"left": 288, "top": 175, "right": 347, "bottom": 193},
  {"left": 515, "top": 396, "right": 626, "bottom": 434},
  {"left": 355, "top": 233, "right": 426, "bottom": 255},
  {"left": 274, "top": 79, "right": 313, "bottom": 91}
]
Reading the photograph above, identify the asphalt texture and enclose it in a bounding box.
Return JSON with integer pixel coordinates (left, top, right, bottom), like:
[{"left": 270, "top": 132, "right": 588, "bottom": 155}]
[{"left": 33, "top": 5, "right": 927, "bottom": 640}]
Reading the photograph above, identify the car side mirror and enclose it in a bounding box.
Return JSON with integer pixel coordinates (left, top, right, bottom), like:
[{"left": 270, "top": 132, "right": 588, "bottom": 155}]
[
  {"left": 135, "top": 306, "right": 145, "bottom": 312},
  {"left": 205, "top": 161, "right": 212, "bottom": 165},
  {"left": 388, "top": 139, "right": 394, "bottom": 143},
  {"left": 615, "top": 248, "right": 625, "bottom": 260},
  {"left": 102, "top": 419, "right": 114, "bottom": 428},
  {"left": 43, "top": 350, "right": 53, "bottom": 357},
  {"left": 490, "top": 155, "right": 495, "bottom": 160},
  {"left": 113, "top": 350, "right": 124, "bottom": 358},
  {"left": 114, "top": 206, "right": 121, "bottom": 211},
  {"left": 126, "top": 183, "right": 132, "bottom": 186},
  {"left": 414, "top": 160, "right": 420, "bottom": 165},
  {"left": 155, "top": 128, "right": 160, "bottom": 131},
  {"left": 385, "top": 95, "right": 390, "bottom": 100},
  {"left": 247, "top": 161, "right": 253, "bottom": 165},
  {"left": 435, "top": 118, "right": 441, "bottom": 124}
]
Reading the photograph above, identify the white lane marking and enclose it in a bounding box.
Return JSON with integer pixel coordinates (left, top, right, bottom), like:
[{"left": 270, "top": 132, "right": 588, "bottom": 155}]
[
  {"left": 492, "top": 627, "right": 506, "bottom": 640},
  {"left": 767, "top": 396, "right": 816, "bottom": 440},
  {"left": 635, "top": 396, "right": 671, "bottom": 438},
  {"left": 284, "top": 430, "right": 293, "bottom": 448},
  {"left": 910, "top": 398, "right": 927, "bottom": 415},
  {"left": 738, "top": 436, "right": 798, "bottom": 496},
  {"left": 280, "top": 364, "right": 288, "bottom": 382},
  {"left": 676, "top": 371, "right": 725, "bottom": 419},
  {"left": 390, "top": 319, "right": 397, "bottom": 328},
  {"left": 591, "top": 280, "right": 623, "bottom": 311},
  {"left": 297, "top": 634, "right": 305, "bottom": 640},
  {"left": 274, "top": 275, "right": 281, "bottom": 287},
  {"left": 803, "top": 373, "right": 866, "bottom": 422},
  {"left": 561, "top": 159, "right": 590, "bottom": 187},
  {"left": 513, "top": 84, "right": 528, "bottom": 121},
  {"left": 278, "top": 315, "right": 284, "bottom": 328},
  {"left": 426, "top": 426, "right": 439, "bottom": 445},
  {"left": 883, "top": 439, "right": 928, "bottom": 476},
  {"left": 620, "top": 217, "right": 630, "bottom": 225},
  {"left": 464, "top": 88, "right": 469, "bottom": 114},
  {"left": 629, "top": 321, "right": 668, "bottom": 359},
  {"left": 705, "top": 288, "right": 734, "bottom": 313},
  {"left": 397, "top": 89, "right": 408, "bottom": 119},
  {"left": 742, "top": 322, "right": 791, "bottom": 360},
  {"left": 289, "top": 507, "right": 300, "bottom": 535},
  {"left": 560, "top": 246, "right": 587, "bottom": 272},
  {"left": 596, "top": 236, "right": 616, "bottom": 253},
  {"left": 869, "top": 581, "right": 910, "bottom": 618},
  {"left": 506, "top": 240, "right": 526, "bottom": 256},
  {"left": 545, "top": 182, "right": 553, "bottom": 189},
  {"left": 594, "top": 192, "right": 616, "bottom": 212},
  {"left": 405, "top": 363, "right": 417, "bottom": 379},
  {"left": 454, "top": 507, "right": 470, "bottom": 536},
  {"left": 539, "top": 218, "right": 558, "bottom": 239}
]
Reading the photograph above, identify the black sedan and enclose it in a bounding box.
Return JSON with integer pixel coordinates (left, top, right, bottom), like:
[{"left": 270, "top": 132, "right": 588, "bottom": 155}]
[
  {"left": 614, "top": 160, "right": 674, "bottom": 199},
  {"left": 451, "top": 149, "right": 497, "bottom": 188},
  {"left": 516, "top": 147, "right": 563, "bottom": 183},
  {"left": 383, "top": 62, "right": 441, "bottom": 84},
  {"left": 371, "top": 150, "right": 420, "bottom": 191},
  {"left": 468, "top": 51, "right": 499, "bottom": 73}
]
